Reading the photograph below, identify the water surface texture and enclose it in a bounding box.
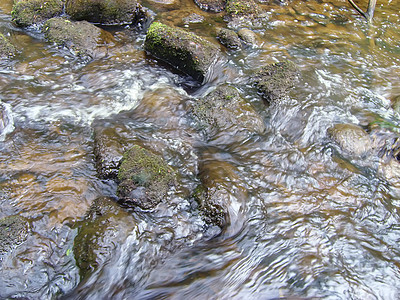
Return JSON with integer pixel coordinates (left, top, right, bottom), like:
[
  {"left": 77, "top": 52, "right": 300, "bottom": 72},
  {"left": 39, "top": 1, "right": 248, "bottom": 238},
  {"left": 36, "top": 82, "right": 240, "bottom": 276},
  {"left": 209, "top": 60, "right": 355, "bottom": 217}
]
[{"left": 1, "top": 0, "right": 400, "bottom": 299}]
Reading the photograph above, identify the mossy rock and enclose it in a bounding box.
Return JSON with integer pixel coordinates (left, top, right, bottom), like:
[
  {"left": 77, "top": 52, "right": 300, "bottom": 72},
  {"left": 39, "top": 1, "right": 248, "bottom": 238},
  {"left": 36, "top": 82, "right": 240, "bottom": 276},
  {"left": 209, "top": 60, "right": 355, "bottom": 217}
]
[
  {"left": 237, "top": 28, "right": 257, "bottom": 46},
  {"left": 73, "top": 197, "right": 135, "bottom": 279},
  {"left": 43, "top": 17, "right": 115, "bottom": 59},
  {"left": 327, "top": 123, "right": 372, "bottom": 157},
  {"left": 226, "top": 0, "right": 263, "bottom": 17},
  {"left": 251, "top": 60, "right": 299, "bottom": 103},
  {"left": 117, "top": 145, "right": 176, "bottom": 209},
  {"left": 0, "top": 34, "right": 17, "bottom": 58},
  {"left": 144, "top": 21, "right": 220, "bottom": 83},
  {"left": 217, "top": 28, "right": 241, "bottom": 49},
  {"left": 65, "top": 0, "right": 146, "bottom": 25},
  {"left": 194, "top": 0, "right": 226, "bottom": 12},
  {"left": 0, "top": 215, "right": 29, "bottom": 256},
  {"left": 191, "top": 84, "right": 265, "bottom": 138},
  {"left": 11, "top": 0, "right": 63, "bottom": 27}
]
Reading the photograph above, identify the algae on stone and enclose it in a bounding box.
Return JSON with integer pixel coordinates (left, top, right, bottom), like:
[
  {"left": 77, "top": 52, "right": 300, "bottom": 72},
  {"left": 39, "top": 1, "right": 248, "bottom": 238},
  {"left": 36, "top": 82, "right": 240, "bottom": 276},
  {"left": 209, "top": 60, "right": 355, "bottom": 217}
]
[
  {"left": 0, "top": 34, "right": 17, "bottom": 58},
  {"left": 144, "top": 21, "right": 220, "bottom": 83},
  {"left": 192, "top": 84, "right": 265, "bottom": 138},
  {"left": 226, "top": 0, "right": 263, "bottom": 17},
  {"left": 65, "top": 0, "right": 146, "bottom": 25},
  {"left": 12, "top": 0, "right": 63, "bottom": 27},
  {"left": 252, "top": 60, "right": 298, "bottom": 103},
  {"left": 117, "top": 145, "right": 176, "bottom": 209},
  {"left": 43, "top": 17, "right": 115, "bottom": 59},
  {"left": 217, "top": 28, "right": 241, "bottom": 49}
]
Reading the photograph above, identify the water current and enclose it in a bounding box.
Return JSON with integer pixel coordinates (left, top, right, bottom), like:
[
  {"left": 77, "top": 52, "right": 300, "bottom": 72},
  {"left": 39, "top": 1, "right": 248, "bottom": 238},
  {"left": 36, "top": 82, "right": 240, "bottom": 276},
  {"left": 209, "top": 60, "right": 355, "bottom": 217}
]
[{"left": 0, "top": 0, "right": 400, "bottom": 299}]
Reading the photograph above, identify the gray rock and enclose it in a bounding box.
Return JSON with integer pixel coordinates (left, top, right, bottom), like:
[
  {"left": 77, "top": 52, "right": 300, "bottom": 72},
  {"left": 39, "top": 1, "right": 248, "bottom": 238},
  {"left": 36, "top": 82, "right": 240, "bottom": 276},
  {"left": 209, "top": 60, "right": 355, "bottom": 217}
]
[
  {"left": 217, "top": 28, "right": 242, "bottom": 49},
  {"left": 0, "top": 34, "right": 17, "bottom": 58},
  {"left": 0, "top": 215, "right": 29, "bottom": 256},
  {"left": 194, "top": 0, "right": 226, "bottom": 12}
]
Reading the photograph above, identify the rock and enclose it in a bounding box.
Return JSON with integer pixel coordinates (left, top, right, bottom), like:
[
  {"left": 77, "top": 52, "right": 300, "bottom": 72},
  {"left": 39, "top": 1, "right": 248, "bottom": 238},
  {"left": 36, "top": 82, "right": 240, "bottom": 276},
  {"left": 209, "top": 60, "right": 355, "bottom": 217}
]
[
  {"left": 117, "top": 145, "right": 176, "bottom": 209},
  {"left": 0, "top": 101, "right": 14, "bottom": 140},
  {"left": 93, "top": 126, "right": 127, "bottom": 180},
  {"left": 194, "top": 0, "right": 226, "bottom": 12},
  {"left": 144, "top": 21, "right": 220, "bottom": 83},
  {"left": 225, "top": 0, "right": 264, "bottom": 19},
  {"left": 327, "top": 123, "right": 372, "bottom": 157},
  {"left": 0, "top": 215, "right": 29, "bottom": 256},
  {"left": 73, "top": 197, "right": 136, "bottom": 279},
  {"left": 65, "top": 0, "right": 148, "bottom": 25},
  {"left": 237, "top": 28, "right": 257, "bottom": 46},
  {"left": 0, "top": 34, "right": 17, "bottom": 58},
  {"left": 193, "top": 160, "right": 246, "bottom": 228},
  {"left": 251, "top": 60, "right": 299, "bottom": 103},
  {"left": 144, "top": 0, "right": 180, "bottom": 11},
  {"left": 43, "top": 18, "right": 115, "bottom": 59},
  {"left": 11, "top": 0, "right": 63, "bottom": 27},
  {"left": 191, "top": 84, "right": 265, "bottom": 139},
  {"left": 217, "top": 28, "right": 241, "bottom": 49}
]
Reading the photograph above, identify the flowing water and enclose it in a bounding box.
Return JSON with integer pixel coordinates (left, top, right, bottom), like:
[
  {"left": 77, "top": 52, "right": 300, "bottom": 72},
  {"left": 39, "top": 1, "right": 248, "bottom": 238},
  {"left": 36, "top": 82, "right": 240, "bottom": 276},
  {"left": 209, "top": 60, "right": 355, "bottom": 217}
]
[{"left": 1, "top": 0, "right": 400, "bottom": 299}]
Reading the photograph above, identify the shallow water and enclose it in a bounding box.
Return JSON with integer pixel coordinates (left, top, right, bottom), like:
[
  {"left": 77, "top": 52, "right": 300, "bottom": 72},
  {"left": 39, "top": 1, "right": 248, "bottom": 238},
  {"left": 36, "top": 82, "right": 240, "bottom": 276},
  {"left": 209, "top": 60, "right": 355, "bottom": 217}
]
[{"left": 1, "top": 0, "right": 400, "bottom": 299}]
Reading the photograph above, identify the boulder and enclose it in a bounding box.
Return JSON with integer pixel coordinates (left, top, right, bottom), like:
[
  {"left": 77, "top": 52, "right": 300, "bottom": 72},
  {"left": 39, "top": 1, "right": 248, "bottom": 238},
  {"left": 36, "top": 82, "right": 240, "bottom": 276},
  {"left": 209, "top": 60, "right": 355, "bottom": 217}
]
[
  {"left": 327, "top": 123, "right": 372, "bottom": 156},
  {"left": 237, "top": 28, "right": 257, "bottom": 46},
  {"left": 251, "top": 60, "right": 298, "bottom": 103},
  {"left": 225, "top": 0, "right": 264, "bottom": 19},
  {"left": 217, "top": 28, "right": 241, "bottom": 49},
  {"left": 144, "top": 22, "right": 220, "bottom": 83},
  {"left": 194, "top": 0, "right": 226, "bottom": 12},
  {"left": 73, "top": 197, "right": 136, "bottom": 279},
  {"left": 43, "top": 18, "right": 115, "bottom": 59},
  {"left": 117, "top": 145, "right": 176, "bottom": 209},
  {"left": 65, "top": 0, "right": 148, "bottom": 25},
  {"left": 191, "top": 84, "right": 265, "bottom": 139},
  {"left": 0, "top": 34, "right": 17, "bottom": 58},
  {"left": 0, "top": 215, "right": 29, "bottom": 256},
  {"left": 11, "top": 0, "right": 63, "bottom": 27}
]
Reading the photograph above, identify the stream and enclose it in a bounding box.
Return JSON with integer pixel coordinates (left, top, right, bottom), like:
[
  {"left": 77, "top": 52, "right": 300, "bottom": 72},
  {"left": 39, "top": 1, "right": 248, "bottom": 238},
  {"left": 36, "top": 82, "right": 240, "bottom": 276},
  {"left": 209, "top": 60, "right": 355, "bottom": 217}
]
[{"left": 1, "top": 0, "right": 400, "bottom": 299}]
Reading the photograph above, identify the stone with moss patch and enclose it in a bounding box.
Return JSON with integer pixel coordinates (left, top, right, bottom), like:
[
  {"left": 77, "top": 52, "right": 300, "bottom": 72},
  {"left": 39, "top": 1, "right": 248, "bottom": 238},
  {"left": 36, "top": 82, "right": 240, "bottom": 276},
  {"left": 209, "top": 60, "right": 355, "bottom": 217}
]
[
  {"left": 0, "top": 34, "right": 17, "bottom": 58},
  {"left": 43, "top": 17, "right": 115, "bottom": 59},
  {"left": 65, "top": 0, "right": 148, "bottom": 25},
  {"left": 73, "top": 197, "right": 135, "bottom": 279},
  {"left": 226, "top": 0, "right": 263, "bottom": 17},
  {"left": 12, "top": 0, "right": 63, "bottom": 27},
  {"left": 192, "top": 84, "right": 265, "bottom": 139},
  {"left": 217, "top": 28, "right": 241, "bottom": 49},
  {"left": 144, "top": 21, "right": 220, "bottom": 83},
  {"left": 117, "top": 145, "right": 176, "bottom": 209},
  {"left": 0, "top": 215, "right": 29, "bottom": 256},
  {"left": 251, "top": 60, "right": 299, "bottom": 103}
]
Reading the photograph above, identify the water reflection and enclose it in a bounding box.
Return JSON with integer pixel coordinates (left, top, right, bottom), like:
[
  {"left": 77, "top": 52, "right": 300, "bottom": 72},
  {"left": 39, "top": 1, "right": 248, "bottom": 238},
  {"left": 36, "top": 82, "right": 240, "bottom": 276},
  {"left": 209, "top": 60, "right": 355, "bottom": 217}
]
[{"left": 0, "top": 0, "right": 400, "bottom": 299}]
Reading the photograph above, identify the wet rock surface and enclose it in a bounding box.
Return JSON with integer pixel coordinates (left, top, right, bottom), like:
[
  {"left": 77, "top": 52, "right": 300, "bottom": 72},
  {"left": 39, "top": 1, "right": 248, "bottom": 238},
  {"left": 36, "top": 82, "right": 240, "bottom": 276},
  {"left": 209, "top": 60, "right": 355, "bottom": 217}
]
[
  {"left": 11, "top": 0, "right": 63, "bottom": 27},
  {"left": 65, "top": 0, "right": 146, "bottom": 25},
  {"left": 0, "top": 215, "right": 29, "bottom": 256},
  {"left": 252, "top": 60, "right": 299, "bottom": 103},
  {"left": 43, "top": 18, "right": 115, "bottom": 59},
  {"left": 327, "top": 123, "right": 372, "bottom": 157},
  {"left": 0, "top": 34, "right": 17, "bottom": 58},
  {"left": 144, "top": 21, "right": 220, "bottom": 83},
  {"left": 191, "top": 84, "right": 265, "bottom": 139},
  {"left": 217, "top": 28, "right": 241, "bottom": 49},
  {"left": 194, "top": 0, "right": 226, "bottom": 12},
  {"left": 117, "top": 145, "right": 176, "bottom": 209}
]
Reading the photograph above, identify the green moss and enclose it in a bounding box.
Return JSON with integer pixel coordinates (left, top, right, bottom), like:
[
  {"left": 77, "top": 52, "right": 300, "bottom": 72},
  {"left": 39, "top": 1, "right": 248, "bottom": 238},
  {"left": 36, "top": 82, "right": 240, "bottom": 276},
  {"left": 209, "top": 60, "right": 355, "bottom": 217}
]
[
  {"left": 144, "top": 22, "right": 219, "bottom": 82},
  {"left": 12, "top": 0, "right": 63, "bottom": 27},
  {"left": 0, "top": 34, "right": 17, "bottom": 58},
  {"left": 117, "top": 145, "right": 175, "bottom": 209},
  {"left": 226, "top": 0, "right": 261, "bottom": 16}
]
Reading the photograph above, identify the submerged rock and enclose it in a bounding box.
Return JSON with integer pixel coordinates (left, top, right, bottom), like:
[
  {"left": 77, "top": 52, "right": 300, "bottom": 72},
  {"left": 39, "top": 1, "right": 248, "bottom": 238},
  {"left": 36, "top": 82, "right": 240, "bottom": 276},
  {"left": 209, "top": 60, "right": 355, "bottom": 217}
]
[
  {"left": 237, "top": 28, "right": 257, "bottom": 46},
  {"left": 194, "top": 0, "right": 226, "bottom": 12},
  {"left": 251, "top": 60, "right": 299, "bottom": 103},
  {"left": 0, "top": 215, "right": 29, "bottom": 256},
  {"left": 12, "top": 0, "right": 63, "bottom": 27},
  {"left": 144, "top": 21, "right": 220, "bottom": 83},
  {"left": 117, "top": 145, "right": 176, "bottom": 210},
  {"left": 217, "top": 28, "right": 241, "bottom": 49},
  {"left": 65, "top": 0, "right": 148, "bottom": 25},
  {"left": 193, "top": 160, "right": 246, "bottom": 228},
  {"left": 191, "top": 84, "right": 265, "bottom": 139},
  {"left": 43, "top": 18, "right": 115, "bottom": 59},
  {"left": 327, "top": 123, "right": 372, "bottom": 157},
  {"left": 73, "top": 197, "right": 136, "bottom": 279},
  {"left": 0, "top": 34, "right": 17, "bottom": 58}
]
